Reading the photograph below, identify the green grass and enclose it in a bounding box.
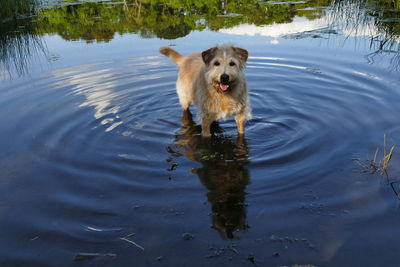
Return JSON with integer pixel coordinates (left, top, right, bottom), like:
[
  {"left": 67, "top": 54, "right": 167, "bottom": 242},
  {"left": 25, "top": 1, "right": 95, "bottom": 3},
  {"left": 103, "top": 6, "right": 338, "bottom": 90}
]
[{"left": 354, "top": 134, "right": 395, "bottom": 176}]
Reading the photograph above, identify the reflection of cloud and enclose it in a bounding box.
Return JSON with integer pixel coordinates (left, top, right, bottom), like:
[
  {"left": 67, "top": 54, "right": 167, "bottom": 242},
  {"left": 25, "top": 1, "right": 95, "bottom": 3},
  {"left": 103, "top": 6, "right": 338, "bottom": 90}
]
[
  {"left": 342, "top": 24, "right": 400, "bottom": 42},
  {"left": 52, "top": 64, "right": 122, "bottom": 132},
  {"left": 219, "top": 17, "right": 327, "bottom": 38},
  {"left": 50, "top": 57, "right": 166, "bottom": 133},
  {"left": 0, "top": 68, "right": 8, "bottom": 80},
  {"left": 220, "top": 13, "right": 400, "bottom": 43}
]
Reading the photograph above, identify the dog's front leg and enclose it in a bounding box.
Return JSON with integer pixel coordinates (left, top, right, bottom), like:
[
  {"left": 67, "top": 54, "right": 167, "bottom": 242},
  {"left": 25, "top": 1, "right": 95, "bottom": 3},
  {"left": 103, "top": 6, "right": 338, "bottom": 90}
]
[
  {"left": 235, "top": 113, "right": 246, "bottom": 136},
  {"left": 201, "top": 116, "right": 213, "bottom": 137}
]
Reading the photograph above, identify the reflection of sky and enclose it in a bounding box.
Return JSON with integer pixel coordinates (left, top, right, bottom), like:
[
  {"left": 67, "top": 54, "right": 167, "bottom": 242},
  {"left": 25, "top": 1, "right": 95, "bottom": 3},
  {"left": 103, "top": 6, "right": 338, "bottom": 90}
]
[
  {"left": 52, "top": 64, "right": 122, "bottom": 132},
  {"left": 0, "top": 69, "right": 8, "bottom": 80},
  {"left": 219, "top": 14, "right": 400, "bottom": 43},
  {"left": 220, "top": 17, "right": 327, "bottom": 38}
]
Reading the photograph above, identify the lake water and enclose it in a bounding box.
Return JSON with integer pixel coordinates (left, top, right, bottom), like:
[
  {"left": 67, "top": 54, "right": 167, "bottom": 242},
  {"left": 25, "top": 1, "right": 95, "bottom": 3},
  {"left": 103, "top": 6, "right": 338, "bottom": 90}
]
[{"left": 1, "top": 0, "right": 400, "bottom": 266}]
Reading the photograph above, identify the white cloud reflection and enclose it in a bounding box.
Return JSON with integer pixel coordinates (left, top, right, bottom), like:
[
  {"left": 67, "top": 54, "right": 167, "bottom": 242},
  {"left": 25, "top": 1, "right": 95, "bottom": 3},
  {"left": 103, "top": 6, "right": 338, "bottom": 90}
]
[
  {"left": 219, "top": 13, "right": 400, "bottom": 43},
  {"left": 52, "top": 63, "right": 123, "bottom": 132},
  {"left": 219, "top": 17, "right": 327, "bottom": 38}
]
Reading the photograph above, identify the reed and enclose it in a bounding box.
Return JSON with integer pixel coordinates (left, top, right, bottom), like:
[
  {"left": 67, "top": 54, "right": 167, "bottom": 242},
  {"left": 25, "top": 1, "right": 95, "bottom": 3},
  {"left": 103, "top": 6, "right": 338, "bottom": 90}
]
[
  {"left": 0, "top": 0, "right": 48, "bottom": 78},
  {"left": 354, "top": 134, "right": 396, "bottom": 176},
  {"left": 381, "top": 134, "right": 395, "bottom": 173}
]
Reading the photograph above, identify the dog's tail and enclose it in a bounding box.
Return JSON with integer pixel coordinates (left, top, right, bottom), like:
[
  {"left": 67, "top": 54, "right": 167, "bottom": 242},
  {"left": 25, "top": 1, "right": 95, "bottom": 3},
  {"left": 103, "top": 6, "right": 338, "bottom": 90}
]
[{"left": 159, "top": 47, "right": 183, "bottom": 66}]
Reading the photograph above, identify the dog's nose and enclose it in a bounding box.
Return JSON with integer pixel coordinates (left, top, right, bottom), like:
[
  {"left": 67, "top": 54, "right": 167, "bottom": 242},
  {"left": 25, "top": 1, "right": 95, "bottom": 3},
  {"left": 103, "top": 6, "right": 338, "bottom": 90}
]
[{"left": 220, "top": 73, "right": 230, "bottom": 84}]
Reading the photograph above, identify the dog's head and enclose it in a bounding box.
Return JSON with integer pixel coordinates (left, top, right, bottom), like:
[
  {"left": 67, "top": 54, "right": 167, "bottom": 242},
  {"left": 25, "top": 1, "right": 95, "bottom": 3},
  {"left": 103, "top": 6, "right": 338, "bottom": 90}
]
[{"left": 202, "top": 45, "right": 248, "bottom": 93}]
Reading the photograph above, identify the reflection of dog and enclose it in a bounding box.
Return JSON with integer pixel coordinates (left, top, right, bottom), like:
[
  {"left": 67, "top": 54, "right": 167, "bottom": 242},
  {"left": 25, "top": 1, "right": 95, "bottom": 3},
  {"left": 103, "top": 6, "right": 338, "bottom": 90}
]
[
  {"left": 170, "top": 110, "right": 250, "bottom": 239},
  {"left": 160, "top": 44, "right": 251, "bottom": 136}
]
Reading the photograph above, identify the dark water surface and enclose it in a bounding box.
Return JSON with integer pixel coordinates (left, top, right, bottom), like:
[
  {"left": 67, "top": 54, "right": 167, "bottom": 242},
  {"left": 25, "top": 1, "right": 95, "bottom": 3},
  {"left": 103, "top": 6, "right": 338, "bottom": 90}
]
[{"left": 1, "top": 0, "right": 400, "bottom": 266}]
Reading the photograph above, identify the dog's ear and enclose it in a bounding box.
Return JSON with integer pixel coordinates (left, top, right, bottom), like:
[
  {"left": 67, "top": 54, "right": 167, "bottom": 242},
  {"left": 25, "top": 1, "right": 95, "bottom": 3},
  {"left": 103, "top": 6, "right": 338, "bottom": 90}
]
[
  {"left": 202, "top": 47, "right": 217, "bottom": 65},
  {"left": 233, "top": 47, "right": 248, "bottom": 65}
]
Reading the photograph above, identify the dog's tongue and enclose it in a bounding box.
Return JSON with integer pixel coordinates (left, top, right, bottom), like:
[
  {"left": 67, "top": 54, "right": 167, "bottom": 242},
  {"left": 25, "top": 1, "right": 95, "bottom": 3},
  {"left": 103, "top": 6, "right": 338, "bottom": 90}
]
[{"left": 219, "top": 84, "right": 229, "bottom": 91}]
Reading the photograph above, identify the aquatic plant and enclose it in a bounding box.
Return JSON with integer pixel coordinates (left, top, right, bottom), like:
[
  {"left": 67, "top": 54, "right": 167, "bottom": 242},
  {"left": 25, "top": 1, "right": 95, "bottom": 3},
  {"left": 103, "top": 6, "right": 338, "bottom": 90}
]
[
  {"left": 381, "top": 134, "right": 396, "bottom": 173},
  {"left": 354, "top": 134, "right": 396, "bottom": 176},
  {"left": 330, "top": 0, "right": 400, "bottom": 70}
]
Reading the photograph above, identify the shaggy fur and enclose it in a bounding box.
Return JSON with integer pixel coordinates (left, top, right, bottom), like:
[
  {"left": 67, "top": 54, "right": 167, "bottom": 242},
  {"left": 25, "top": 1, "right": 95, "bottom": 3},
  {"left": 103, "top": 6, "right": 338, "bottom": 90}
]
[{"left": 159, "top": 44, "right": 251, "bottom": 136}]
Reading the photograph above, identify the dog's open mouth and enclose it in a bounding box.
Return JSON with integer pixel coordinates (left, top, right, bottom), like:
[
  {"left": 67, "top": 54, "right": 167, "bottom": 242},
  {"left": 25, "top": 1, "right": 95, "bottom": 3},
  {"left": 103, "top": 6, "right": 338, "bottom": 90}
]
[{"left": 219, "top": 83, "right": 230, "bottom": 92}]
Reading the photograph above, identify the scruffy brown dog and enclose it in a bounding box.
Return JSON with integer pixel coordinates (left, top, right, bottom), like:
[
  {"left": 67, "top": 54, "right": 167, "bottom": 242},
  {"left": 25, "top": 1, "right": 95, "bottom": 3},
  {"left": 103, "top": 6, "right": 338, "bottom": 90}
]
[{"left": 159, "top": 44, "right": 251, "bottom": 136}]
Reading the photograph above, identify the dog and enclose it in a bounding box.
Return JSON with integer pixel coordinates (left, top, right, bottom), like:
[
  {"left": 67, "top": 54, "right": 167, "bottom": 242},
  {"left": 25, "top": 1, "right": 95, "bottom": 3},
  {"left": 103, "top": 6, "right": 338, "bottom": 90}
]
[{"left": 159, "top": 44, "right": 251, "bottom": 137}]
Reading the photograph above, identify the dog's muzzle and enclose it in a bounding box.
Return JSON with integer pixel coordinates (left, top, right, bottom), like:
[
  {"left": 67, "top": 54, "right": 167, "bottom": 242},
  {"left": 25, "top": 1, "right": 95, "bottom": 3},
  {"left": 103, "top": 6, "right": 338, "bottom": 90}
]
[{"left": 219, "top": 74, "right": 230, "bottom": 91}]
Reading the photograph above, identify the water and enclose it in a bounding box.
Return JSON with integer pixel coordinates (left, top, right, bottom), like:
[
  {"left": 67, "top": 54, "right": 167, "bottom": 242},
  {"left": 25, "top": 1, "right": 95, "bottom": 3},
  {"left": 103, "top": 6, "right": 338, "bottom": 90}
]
[{"left": 1, "top": 0, "right": 400, "bottom": 266}]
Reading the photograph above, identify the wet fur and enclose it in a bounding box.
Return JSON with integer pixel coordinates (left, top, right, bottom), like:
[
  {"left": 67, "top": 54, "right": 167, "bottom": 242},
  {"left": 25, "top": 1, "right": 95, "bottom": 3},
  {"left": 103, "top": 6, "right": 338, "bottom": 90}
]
[{"left": 159, "top": 45, "right": 251, "bottom": 136}]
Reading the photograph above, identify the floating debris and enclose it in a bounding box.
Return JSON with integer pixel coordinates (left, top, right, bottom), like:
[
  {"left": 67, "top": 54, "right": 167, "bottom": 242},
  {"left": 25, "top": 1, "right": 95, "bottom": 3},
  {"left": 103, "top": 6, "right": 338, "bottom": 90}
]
[
  {"left": 269, "top": 234, "right": 315, "bottom": 250},
  {"left": 182, "top": 233, "right": 194, "bottom": 240},
  {"left": 74, "top": 252, "right": 117, "bottom": 261},
  {"left": 269, "top": 234, "right": 308, "bottom": 242},
  {"left": 86, "top": 226, "right": 122, "bottom": 232},
  {"left": 120, "top": 233, "right": 144, "bottom": 251},
  {"left": 205, "top": 243, "right": 238, "bottom": 259},
  {"left": 247, "top": 254, "right": 256, "bottom": 264}
]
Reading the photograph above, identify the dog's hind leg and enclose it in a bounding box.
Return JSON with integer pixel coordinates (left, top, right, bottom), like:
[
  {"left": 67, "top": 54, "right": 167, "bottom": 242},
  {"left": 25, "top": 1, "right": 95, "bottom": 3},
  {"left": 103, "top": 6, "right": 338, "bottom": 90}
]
[{"left": 176, "top": 81, "right": 191, "bottom": 110}]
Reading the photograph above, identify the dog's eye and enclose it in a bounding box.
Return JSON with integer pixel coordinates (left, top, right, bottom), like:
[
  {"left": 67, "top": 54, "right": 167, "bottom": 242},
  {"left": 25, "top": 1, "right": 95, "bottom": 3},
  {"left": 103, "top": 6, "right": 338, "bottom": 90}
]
[
  {"left": 214, "top": 61, "right": 220, "bottom": 66},
  {"left": 229, "top": 61, "right": 235, "bottom": 66}
]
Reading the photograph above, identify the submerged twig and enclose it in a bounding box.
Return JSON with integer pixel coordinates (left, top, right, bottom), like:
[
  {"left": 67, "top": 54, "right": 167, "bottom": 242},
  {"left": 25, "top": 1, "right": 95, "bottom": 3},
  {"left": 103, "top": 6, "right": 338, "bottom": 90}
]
[{"left": 119, "top": 234, "right": 144, "bottom": 251}]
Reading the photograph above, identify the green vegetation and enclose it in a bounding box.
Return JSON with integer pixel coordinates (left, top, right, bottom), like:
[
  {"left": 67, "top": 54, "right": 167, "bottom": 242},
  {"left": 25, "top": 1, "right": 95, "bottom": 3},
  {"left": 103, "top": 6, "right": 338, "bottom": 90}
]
[
  {"left": 0, "top": 0, "right": 37, "bottom": 20},
  {"left": 0, "top": 0, "right": 330, "bottom": 75},
  {"left": 331, "top": 0, "right": 400, "bottom": 69},
  {"left": 32, "top": 0, "right": 329, "bottom": 42},
  {"left": 380, "top": 135, "right": 395, "bottom": 174},
  {"left": 0, "top": 0, "right": 47, "bottom": 76},
  {"left": 1, "top": 0, "right": 399, "bottom": 43},
  {"left": 1, "top": 0, "right": 399, "bottom": 75},
  {"left": 354, "top": 135, "right": 396, "bottom": 176}
]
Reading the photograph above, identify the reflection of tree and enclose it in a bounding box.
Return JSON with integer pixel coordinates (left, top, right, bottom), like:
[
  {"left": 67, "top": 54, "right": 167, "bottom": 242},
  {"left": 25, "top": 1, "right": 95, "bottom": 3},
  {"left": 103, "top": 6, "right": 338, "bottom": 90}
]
[
  {"left": 33, "top": 0, "right": 330, "bottom": 42},
  {"left": 330, "top": 0, "right": 400, "bottom": 70},
  {"left": 0, "top": 0, "right": 47, "bottom": 77},
  {"left": 1, "top": 0, "right": 400, "bottom": 75},
  {"left": 168, "top": 110, "right": 250, "bottom": 239},
  {"left": 374, "top": 0, "right": 400, "bottom": 38},
  {"left": 4, "top": 0, "right": 328, "bottom": 75},
  {"left": 1, "top": 0, "right": 36, "bottom": 19},
  {"left": 331, "top": 0, "right": 400, "bottom": 38},
  {"left": 373, "top": 0, "right": 400, "bottom": 70}
]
